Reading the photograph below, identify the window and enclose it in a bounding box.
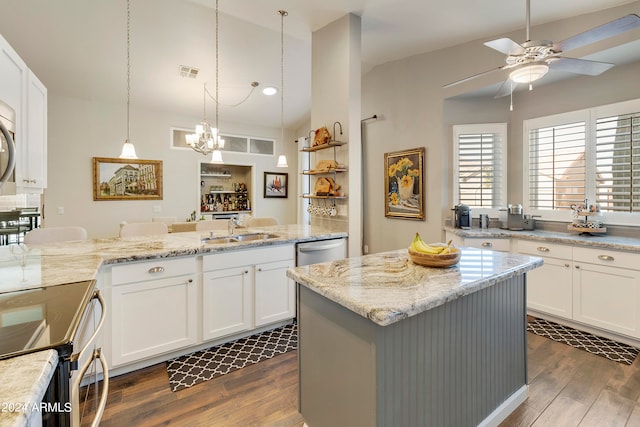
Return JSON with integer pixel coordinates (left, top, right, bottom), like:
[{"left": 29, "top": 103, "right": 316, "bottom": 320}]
[
  {"left": 524, "top": 98, "right": 640, "bottom": 224},
  {"left": 170, "top": 127, "right": 275, "bottom": 156},
  {"left": 527, "top": 119, "right": 586, "bottom": 211},
  {"left": 453, "top": 123, "right": 507, "bottom": 212}
]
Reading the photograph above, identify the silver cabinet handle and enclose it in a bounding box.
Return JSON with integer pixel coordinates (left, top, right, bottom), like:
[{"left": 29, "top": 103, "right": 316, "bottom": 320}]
[
  {"left": 71, "top": 348, "right": 109, "bottom": 427},
  {"left": 575, "top": 265, "right": 580, "bottom": 269},
  {"left": 244, "top": 270, "right": 249, "bottom": 274},
  {"left": 598, "top": 255, "right": 614, "bottom": 261},
  {"left": 481, "top": 242, "right": 492, "bottom": 247},
  {"left": 187, "top": 279, "right": 193, "bottom": 283},
  {"left": 257, "top": 267, "right": 262, "bottom": 272},
  {"left": 537, "top": 247, "right": 550, "bottom": 252},
  {"left": 565, "top": 263, "right": 570, "bottom": 268},
  {"left": 148, "top": 266, "right": 165, "bottom": 273}
]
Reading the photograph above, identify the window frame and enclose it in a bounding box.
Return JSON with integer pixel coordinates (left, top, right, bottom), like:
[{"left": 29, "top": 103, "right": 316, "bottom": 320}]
[
  {"left": 523, "top": 98, "right": 640, "bottom": 226},
  {"left": 452, "top": 123, "right": 508, "bottom": 216}
]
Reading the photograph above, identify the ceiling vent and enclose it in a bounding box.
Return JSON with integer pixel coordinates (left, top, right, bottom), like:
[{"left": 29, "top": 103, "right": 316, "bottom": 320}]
[{"left": 179, "top": 65, "right": 199, "bottom": 79}]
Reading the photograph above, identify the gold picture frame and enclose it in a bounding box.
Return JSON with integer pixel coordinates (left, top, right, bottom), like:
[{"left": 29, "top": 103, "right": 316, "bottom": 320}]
[
  {"left": 93, "top": 157, "right": 163, "bottom": 201},
  {"left": 384, "top": 147, "right": 425, "bottom": 220}
]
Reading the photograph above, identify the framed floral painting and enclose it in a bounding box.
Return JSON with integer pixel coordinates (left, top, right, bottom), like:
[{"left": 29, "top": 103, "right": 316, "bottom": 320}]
[{"left": 384, "top": 147, "right": 425, "bottom": 220}]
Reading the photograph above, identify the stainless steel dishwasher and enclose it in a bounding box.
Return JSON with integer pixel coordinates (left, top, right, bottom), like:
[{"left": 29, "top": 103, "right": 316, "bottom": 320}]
[{"left": 296, "top": 238, "right": 347, "bottom": 266}]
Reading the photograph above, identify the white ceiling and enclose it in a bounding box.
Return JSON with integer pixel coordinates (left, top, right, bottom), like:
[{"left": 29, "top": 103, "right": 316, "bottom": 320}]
[{"left": 0, "top": 0, "right": 638, "bottom": 130}]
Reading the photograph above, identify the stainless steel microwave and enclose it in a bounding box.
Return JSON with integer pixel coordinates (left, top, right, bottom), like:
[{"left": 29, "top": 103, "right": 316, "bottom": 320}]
[{"left": 0, "top": 98, "right": 16, "bottom": 196}]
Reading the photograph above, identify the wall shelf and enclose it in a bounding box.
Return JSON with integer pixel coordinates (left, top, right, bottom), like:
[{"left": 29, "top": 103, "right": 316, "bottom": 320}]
[
  {"left": 302, "top": 168, "right": 348, "bottom": 175},
  {"left": 299, "top": 141, "right": 346, "bottom": 152},
  {"left": 302, "top": 194, "right": 347, "bottom": 200}
]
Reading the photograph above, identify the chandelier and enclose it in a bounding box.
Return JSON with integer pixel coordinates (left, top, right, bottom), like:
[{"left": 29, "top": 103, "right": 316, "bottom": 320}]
[{"left": 186, "top": 0, "right": 224, "bottom": 164}]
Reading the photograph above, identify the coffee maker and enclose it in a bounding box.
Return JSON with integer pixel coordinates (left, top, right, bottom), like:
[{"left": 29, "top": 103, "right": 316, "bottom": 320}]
[{"left": 453, "top": 204, "right": 472, "bottom": 229}]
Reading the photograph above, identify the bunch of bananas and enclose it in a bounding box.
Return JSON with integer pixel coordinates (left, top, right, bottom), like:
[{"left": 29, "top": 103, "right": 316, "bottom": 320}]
[{"left": 409, "top": 233, "right": 455, "bottom": 254}]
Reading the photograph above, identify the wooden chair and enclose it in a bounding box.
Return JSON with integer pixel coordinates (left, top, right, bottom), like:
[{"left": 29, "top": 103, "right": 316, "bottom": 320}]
[
  {"left": 119, "top": 222, "right": 168, "bottom": 237},
  {"left": 0, "top": 210, "right": 21, "bottom": 245},
  {"left": 246, "top": 217, "right": 279, "bottom": 227},
  {"left": 24, "top": 226, "right": 88, "bottom": 244}
]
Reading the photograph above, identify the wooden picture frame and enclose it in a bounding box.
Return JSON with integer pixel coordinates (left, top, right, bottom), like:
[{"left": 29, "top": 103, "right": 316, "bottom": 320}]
[
  {"left": 263, "top": 172, "right": 288, "bottom": 198},
  {"left": 384, "top": 147, "right": 425, "bottom": 220},
  {"left": 93, "top": 157, "right": 163, "bottom": 201}
]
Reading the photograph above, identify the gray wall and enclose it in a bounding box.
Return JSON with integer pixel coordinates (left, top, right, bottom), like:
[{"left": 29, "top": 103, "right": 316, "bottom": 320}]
[{"left": 362, "top": 1, "right": 640, "bottom": 254}]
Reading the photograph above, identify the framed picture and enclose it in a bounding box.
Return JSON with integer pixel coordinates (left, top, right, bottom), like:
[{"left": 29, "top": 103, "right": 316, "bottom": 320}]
[
  {"left": 384, "top": 147, "right": 425, "bottom": 220},
  {"left": 264, "top": 172, "right": 288, "bottom": 198},
  {"left": 93, "top": 157, "right": 163, "bottom": 201}
]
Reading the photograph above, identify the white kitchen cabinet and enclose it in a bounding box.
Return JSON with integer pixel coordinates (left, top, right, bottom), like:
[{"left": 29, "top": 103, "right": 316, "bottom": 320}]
[
  {"left": 0, "top": 34, "right": 27, "bottom": 131},
  {"left": 110, "top": 257, "right": 198, "bottom": 367},
  {"left": 17, "top": 69, "right": 47, "bottom": 192},
  {"left": 202, "top": 244, "right": 295, "bottom": 339},
  {"left": 445, "top": 232, "right": 510, "bottom": 252},
  {"left": 255, "top": 259, "right": 295, "bottom": 326},
  {"left": 515, "top": 240, "right": 573, "bottom": 320},
  {"left": 202, "top": 266, "right": 252, "bottom": 341},
  {"left": 573, "top": 247, "right": 640, "bottom": 338}
]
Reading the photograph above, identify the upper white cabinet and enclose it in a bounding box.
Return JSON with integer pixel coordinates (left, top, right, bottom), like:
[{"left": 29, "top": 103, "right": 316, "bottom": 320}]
[
  {"left": 0, "top": 33, "right": 47, "bottom": 193},
  {"left": 17, "top": 70, "right": 47, "bottom": 192},
  {"left": 0, "top": 34, "right": 27, "bottom": 128}
]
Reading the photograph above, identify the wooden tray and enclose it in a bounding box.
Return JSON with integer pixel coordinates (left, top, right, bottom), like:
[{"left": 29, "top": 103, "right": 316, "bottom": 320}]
[{"left": 567, "top": 225, "right": 607, "bottom": 234}]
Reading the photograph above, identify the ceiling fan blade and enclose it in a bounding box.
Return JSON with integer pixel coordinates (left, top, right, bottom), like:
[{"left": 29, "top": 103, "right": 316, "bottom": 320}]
[
  {"left": 548, "top": 57, "right": 615, "bottom": 76},
  {"left": 442, "top": 66, "right": 505, "bottom": 88},
  {"left": 494, "top": 79, "right": 517, "bottom": 99},
  {"left": 484, "top": 38, "right": 526, "bottom": 55},
  {"left": 556, "top": 13, "right": 640, "bottom": 53}
]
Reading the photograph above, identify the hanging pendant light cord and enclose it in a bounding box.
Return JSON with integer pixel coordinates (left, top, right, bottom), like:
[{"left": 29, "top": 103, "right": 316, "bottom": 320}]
[
  {"left": 215, "top": 0, "right": 219, "bottom": 139},
  {"left": 126, "top": 0, "right": 131, "bottom": 143},
  {"left": 280, "top": 10, "right": 287, "bottom": 155}
]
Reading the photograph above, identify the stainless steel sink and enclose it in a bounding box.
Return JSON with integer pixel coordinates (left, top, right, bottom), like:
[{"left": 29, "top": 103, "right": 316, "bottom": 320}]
[
  {"left": 233, "top": 233, "right": 279, "bottom": 241},
  {"left": 201, "top": 233, "right": 279, "bottom": 244},
  {"left": 201, "top": 236, "right": 239, "bottom": 244}
]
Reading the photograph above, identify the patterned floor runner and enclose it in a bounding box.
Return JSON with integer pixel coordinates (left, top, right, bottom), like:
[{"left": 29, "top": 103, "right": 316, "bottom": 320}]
[
  {"left": 527, "top": 317, "right": 639, "bottom": 365},
  {"left": 166, "top": 322, "right": 297, "bottom": 392}
]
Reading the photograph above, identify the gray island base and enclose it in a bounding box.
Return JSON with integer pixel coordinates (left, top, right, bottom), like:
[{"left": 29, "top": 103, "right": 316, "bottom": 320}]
[{"left": 287, "top": 248, "right": 543, "bottom": 427}]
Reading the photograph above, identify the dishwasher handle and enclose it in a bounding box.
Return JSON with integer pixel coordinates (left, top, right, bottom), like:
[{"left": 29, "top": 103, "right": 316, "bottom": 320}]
[{"left": 298, "top": 240, "right": 345, "bottom": 253}]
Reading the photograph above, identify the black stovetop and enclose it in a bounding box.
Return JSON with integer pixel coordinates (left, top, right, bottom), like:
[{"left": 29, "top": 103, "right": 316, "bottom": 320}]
[{"left": 0, "top": 280, "right": 95, "bottom": 360}]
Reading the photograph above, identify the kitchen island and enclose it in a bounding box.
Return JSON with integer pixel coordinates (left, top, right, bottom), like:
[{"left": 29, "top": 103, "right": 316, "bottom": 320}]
[{"left": 287, "top": 247, "right": 542, "bottom": 427}]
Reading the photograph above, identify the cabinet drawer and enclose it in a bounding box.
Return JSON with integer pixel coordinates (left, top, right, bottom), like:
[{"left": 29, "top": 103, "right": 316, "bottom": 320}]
[
  {"left": 463, "top": 238, "right": 510, "bottom": 252},
  {"left": 111, "top": 256, "right": 196, "bottom": 285},
  {"left": 573, "top": 247, "right": 637, "bottom": 270},
  {"left": 516, "top": 240, "right": 572, "bottom": 260},
  {"left": 203, "top": 244, "right": 294, "bottom": 271}
]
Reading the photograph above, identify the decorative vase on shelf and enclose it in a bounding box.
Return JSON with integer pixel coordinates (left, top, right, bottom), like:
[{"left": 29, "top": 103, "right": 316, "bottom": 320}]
[{"left": 398, "top": 176, "right": 414, "bottom": 201}]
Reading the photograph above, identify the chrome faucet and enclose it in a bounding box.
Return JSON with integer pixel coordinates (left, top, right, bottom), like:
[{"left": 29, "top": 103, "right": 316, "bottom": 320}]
[{"left": 228, "top": 218, "right": 238, "bottom": 235}]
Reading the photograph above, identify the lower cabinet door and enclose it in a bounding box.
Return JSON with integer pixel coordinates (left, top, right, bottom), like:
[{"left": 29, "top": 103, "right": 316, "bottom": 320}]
[
  {"left": 255, "top": 259, "right": 295, "bottom": 327},
  {"left": 527, "top": 257, "right": 573, "bottom": 319},
  {"left": 203, "top": 266, "right": 253, "bottom": 341},
  {"left": 573, "top": 263, "right": 640, "bottom": 338},
  {"left": 111, "top": 275, "right": 197, "bottom": 366}
]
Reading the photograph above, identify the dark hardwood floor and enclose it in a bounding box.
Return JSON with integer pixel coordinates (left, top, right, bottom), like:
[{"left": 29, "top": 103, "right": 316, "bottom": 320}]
[{"left": 81, "top": 332, "right": 640, "bottom": 426}]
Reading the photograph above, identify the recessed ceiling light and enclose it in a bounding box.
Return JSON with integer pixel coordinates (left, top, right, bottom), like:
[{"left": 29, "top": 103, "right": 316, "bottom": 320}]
[{"left": 262, "top": 86, "right": 278, "bottom": 96}]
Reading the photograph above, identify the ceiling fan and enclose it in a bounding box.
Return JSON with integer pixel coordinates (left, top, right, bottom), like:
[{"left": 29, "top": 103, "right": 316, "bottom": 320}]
[{"left": 443, "top": 0, "right": 640, "bottom": 97}]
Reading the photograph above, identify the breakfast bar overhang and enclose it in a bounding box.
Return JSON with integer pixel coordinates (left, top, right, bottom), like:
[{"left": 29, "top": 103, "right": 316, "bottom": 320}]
[{"left": 287, "top": 247, "right": 543, "bottom": 427}]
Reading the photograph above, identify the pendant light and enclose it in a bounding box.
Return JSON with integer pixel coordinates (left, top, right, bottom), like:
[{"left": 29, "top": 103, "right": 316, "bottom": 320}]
[
  {"left": 119, "top": 0, "right": 138, "bottom": 159},
  {"left": 276, "top": 10, "right": 288, "bottom": 168}
]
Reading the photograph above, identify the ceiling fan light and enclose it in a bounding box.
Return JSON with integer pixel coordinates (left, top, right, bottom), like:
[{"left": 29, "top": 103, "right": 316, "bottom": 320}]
[{"left": 509, "top": 63, "right": 549, "bottom": 84}]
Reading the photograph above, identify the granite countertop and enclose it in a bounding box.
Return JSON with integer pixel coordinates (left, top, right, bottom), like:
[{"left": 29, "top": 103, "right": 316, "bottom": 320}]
[
  {"left": 444, "top": 225, "right": 640, "bottom": 251},
  {"left": 0, "top": 224, "right": 347, "bottom": 293},
  {"left": 287, "top": 247, "right": 542, "bottom": 327},
  {"left": 0, "top": 350, "right": 57, "bottom": 427}
]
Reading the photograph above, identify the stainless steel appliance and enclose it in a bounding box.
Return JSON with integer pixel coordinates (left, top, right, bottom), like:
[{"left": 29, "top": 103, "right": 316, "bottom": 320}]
[
  {"left": 453, "top": 204, "right": 472, "bottom": 229},
  {"left": 296, "top": 238, "right": 347, "bottom": 266},
  {"left": 0, "top": 281, "right": 108, "bottom": 426},
  {"left": 0, "top": 99, "right": 16, "bottom": 195}
]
